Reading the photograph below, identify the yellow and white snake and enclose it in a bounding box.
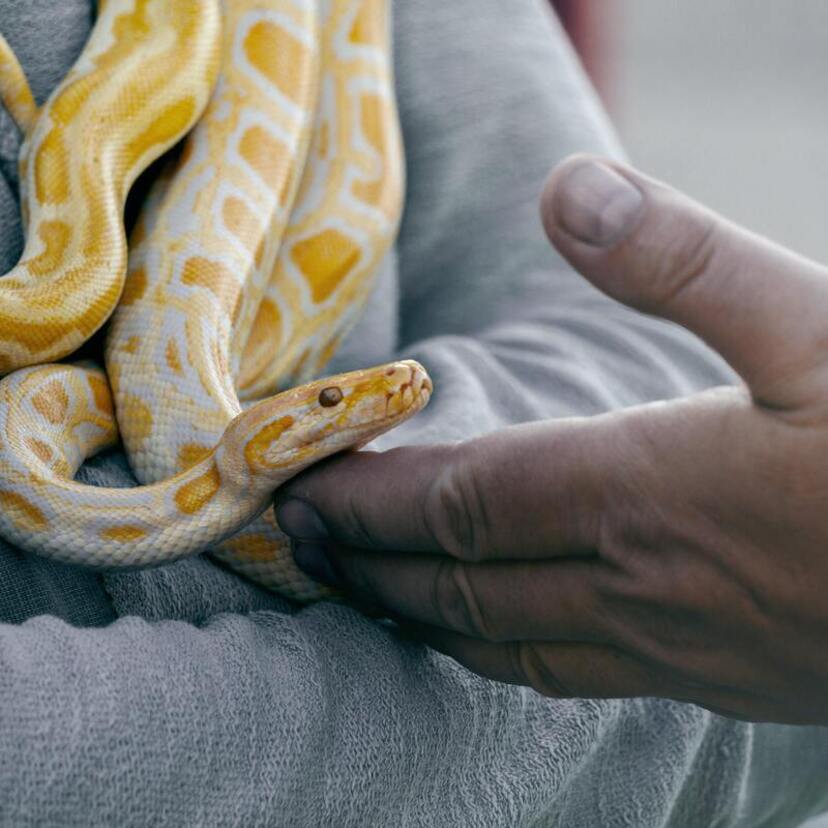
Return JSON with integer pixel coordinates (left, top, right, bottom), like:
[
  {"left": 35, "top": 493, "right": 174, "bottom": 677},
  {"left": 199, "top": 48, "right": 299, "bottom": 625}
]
[{"left": 0, "top": 0, "right": 431, "bottom": 601}]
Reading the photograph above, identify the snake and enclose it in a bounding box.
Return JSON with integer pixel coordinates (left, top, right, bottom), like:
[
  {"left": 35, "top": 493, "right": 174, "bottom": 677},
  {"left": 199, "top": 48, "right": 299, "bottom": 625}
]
[
  {"left": 0, "top": 0, "right": 221, "bottom": 372},
  {"left": 0, "top": 0, "right": 430, "bottom": 601},
  {"left": 0, "top": 359, "right": 429, "bottom": 568}
]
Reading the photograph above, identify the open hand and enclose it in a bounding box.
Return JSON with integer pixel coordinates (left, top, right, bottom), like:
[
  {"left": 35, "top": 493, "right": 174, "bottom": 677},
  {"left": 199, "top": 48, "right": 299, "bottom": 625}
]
[{"left": 275, "top": 156, "right": 828, "bottom": 724}]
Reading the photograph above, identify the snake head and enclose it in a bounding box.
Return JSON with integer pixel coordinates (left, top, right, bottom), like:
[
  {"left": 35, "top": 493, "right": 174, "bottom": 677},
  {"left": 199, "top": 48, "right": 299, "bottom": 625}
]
[{"left": 219, "top": 360, "right": 432, "bottom": 489}]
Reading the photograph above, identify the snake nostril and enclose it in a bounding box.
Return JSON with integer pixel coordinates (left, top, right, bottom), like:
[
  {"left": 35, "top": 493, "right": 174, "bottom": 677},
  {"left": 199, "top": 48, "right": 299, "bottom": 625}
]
[{"left": 318, "top": 386, "right": 343, "bottom": 407}]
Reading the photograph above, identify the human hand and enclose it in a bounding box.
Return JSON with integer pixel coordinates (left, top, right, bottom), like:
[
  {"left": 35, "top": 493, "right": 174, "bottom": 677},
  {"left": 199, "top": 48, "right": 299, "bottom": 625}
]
[{"left": 274, "top": 155, "right": 828, "bottom": 724}]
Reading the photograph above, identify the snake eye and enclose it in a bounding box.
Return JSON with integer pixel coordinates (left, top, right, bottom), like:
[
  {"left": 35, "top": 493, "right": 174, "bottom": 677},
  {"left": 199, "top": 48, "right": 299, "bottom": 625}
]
[{"left": 318, "top": 386, "right": 343, "bottom": 407}]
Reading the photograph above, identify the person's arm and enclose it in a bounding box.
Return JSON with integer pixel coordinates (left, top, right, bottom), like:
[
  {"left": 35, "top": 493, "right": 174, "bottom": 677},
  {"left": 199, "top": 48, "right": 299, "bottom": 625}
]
[
  {"left": 0, "top": 606, "right": 444, "bottom": 824},
  {"left": 371, "top": 0, "right": 734, "bottom": 458},
  {"left": 271, "top": 1, "right": 828, "bottom": 822},
  {"left": 276, "top": 153, "right": 828, "bottom": 727},
  {"left": 3, "top": 4, "right": 824, "bottom": 827}
]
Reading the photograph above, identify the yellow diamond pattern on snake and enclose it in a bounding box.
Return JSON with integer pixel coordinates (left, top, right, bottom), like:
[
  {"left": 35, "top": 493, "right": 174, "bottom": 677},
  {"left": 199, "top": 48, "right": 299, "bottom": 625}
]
[
  {"left": 0, "top": 0, "right": 220, "bottom": 370},
  {"left": 0, "top": 361, "right": 430, "bottom": 575},
  {"left": 0, "top": 0, "right": 424, "bottom": 602}
]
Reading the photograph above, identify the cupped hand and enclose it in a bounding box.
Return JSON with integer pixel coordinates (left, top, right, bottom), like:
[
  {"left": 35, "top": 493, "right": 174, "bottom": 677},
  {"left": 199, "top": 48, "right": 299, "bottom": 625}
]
[{"left": 274, "top": 156, "right": 828, "bottom": 724}]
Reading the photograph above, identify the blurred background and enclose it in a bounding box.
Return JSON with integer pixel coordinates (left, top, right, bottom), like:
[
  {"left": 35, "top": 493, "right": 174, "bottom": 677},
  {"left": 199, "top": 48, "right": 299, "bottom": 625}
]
[
  {"left": 554, "top": 4, "right": 828, "bottom": 825},
  {"left": 555, "top": 0, "right": 828, "bottom": 264}
]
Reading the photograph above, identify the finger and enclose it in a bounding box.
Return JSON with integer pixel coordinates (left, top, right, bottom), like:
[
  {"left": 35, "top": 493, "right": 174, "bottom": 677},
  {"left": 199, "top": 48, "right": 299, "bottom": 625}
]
[
  {"left": 298, "top": 542, "right": 614, "bottom": 643},
  {"left": 540, "top": 154, "right": 828, "bottom": 408},
  {"left": 412, "top": 625, "right": 790, "bottom": 720},
  {"left": 405, "top": 624, "right": 680, "bottom": 700},
  {"left": 276, "top": 417, "right": 615, "bottom": 561}
]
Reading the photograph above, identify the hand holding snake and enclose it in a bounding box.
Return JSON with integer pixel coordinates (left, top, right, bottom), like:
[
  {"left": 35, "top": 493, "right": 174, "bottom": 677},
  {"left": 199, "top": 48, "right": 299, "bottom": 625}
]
[{"left": 274, "top": 157, "right": 828, "bottom": 724}]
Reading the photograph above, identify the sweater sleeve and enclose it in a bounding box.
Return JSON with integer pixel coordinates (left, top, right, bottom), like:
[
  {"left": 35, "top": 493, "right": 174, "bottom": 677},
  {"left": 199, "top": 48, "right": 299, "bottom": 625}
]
[
  {"left": 1, "top": 3, "right": 826, "bottom": 827},
  {"left": 374, "top": 0, "right": 735, "bottom": 454}
]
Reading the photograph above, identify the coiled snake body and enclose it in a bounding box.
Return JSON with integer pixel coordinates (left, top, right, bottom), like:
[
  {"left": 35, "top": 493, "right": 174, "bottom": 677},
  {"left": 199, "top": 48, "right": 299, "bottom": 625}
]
[
  {"left": 0, "top": 0, "right": 430, "bottom": 600},
  {"left": 0, "top": 0, "right": 220, "bottom": 371}
]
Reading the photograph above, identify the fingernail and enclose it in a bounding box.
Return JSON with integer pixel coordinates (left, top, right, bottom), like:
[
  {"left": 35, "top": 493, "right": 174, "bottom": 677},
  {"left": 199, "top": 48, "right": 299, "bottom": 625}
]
[
  {"left": 556, "top": 161, "right": 644, "bottom": 247},
  {"left": 275, "top": 499, "right": 329, "bottom": 540},
  {"left": 292, "top": 541, "right": 340, "bottom": 586}
]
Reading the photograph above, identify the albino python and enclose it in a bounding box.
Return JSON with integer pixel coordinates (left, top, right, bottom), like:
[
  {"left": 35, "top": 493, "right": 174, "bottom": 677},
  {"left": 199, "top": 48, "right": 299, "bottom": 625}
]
[
  {"left": 0, "top": 0, "right": 220, "bottom": 371},
  {"left": 0, "top": 0, "right": 430, "bottom": 601}
]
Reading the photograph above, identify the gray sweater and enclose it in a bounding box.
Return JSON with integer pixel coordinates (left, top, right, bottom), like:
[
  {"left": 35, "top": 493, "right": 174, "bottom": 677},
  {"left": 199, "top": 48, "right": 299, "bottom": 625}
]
[{"left": 1, "top": 1, "right": 827, "bottom": 825}]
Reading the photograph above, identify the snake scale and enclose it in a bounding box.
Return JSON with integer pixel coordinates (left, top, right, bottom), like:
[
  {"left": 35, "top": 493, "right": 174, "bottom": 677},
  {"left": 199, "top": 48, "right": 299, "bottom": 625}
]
[{"left": 0, "top": 0, "right": 431, "bottom": 601}]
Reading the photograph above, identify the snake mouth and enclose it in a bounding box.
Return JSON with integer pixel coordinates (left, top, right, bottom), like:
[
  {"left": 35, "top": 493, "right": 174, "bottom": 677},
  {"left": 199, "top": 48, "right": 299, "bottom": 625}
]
[
  {"left": 386, "top": 361, "right": 431, "bottom": 420},
  {"left": 242, "top": 362, "right": 433, "bottom": 476},
  {"left": 310, "top": 362, "right": 431, "bottom": 448},
  {"left": 412, "top": 368, "right": 433, "bottom": 402},
  {"left": 405, "top": 361, "right": 432, "bottom": 399}
]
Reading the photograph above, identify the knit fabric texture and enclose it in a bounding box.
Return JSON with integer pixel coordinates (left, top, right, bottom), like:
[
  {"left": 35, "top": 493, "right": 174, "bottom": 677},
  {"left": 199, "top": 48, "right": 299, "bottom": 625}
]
[{"left": 0, "top": 0, "right": 827, "bottom": 825}]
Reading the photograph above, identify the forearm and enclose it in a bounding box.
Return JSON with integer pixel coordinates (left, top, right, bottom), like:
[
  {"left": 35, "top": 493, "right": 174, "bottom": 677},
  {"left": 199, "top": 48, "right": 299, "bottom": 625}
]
[
  {"left": 378, "top": 301, "right": 734, "bottom": 452},
  {"left": 0, "top": 612, "right": 327, "bottom": 823},
  {"left": 388, "top": 0, "right": 734, "bottom": 450},
  {"left": 0, "top": 605, "right": 547, "bottom": 827}
]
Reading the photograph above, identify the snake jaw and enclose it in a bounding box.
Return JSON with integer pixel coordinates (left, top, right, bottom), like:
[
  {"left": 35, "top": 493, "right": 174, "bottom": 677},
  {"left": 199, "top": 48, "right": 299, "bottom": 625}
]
[{"left": 222, "top": 360, "right": 432, "bottom": 489}]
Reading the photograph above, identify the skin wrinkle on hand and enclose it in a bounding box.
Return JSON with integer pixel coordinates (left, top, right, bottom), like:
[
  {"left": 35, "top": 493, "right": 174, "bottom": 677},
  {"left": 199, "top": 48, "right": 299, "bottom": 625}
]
[{"left": 277, "top": 155, "right": 828, "bottom": 725}]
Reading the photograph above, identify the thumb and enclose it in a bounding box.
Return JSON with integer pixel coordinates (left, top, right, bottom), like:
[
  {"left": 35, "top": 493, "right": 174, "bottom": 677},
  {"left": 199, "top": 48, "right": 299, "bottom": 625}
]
[{"left": 540, "top": 155, "right": 828, "bottom": 409}]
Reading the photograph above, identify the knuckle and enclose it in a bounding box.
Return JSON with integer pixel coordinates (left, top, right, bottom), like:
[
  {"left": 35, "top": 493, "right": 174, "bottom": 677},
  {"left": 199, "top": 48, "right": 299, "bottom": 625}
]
[
  {"left": 650, "top": 210, "right": 719, "bottom": 312},
  {"left": 597, "top": 558, "right": 700, "bottom": 671},
  {"left": 511, "top": 642, "right": 577, "bottom": 698},
  {"left": 432, "top": 559, "right": 494, "bottom": 639},
  {"left": 338, "top": 487, "right": 375, "bottom": 548},
  {"left": 622, "top": 196, "right": 720, "bottom": 317},
  {"left": 423, "top": 443, "right": 492, "bottom": 561}
]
